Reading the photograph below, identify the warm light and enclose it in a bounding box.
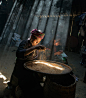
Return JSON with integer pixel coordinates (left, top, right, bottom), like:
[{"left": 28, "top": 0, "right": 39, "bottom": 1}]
[
  {"left": 3, "top": 80, "right": 10, "bottom": 84},
  {"left": 35, "top": 61, "right": 64, "bottom": 70},
  {"left": 0, "top": 72, "right": 9, "bottom": 84},
  {"left": 0, "top": 72, "right": 7, "bottom": 80}
]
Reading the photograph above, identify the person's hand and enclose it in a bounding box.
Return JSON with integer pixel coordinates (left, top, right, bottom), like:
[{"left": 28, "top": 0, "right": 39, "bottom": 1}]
[
  {"left": 59, "top": 50, "right": 63, "bottom": 53},
  {"left": 35, "top": 45, "right": 46, "bottom": 51},
  {"left": 39, "top": 45, "right": 46, "bottom": 51},
  {"left": 38, "top": 45, "right": 46, "bottom": 51},
  {"left": 54, "top": 50, "right": 63, "bottom": 55}
]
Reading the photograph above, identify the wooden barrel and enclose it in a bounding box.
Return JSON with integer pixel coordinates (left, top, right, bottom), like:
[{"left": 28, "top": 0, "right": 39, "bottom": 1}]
[{"left": 44, "top": 75, "right": 76, "bottom": 98}]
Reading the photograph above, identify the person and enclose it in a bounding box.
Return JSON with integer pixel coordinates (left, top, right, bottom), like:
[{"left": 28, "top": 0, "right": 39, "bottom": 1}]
[
  {"left": 54, "top": 38, "right": 64, "bottom": 63},
  {"left": 54, "top": 38, "right": 79, "bottom": 82},
  {"left": 8, "top": 29, "right": 46, "bottom": 98},
  {"left": 54, "top": 39, "right": 63, "bottom": 55}
]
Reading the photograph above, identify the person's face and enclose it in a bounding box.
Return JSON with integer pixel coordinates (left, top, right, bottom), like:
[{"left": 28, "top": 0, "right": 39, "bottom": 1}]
[
  {"left": 54, "top": 40, "right": 60, "bottom": 46},
  {"left": 32, "top": 37, "right": 42, "bottom": 46}
]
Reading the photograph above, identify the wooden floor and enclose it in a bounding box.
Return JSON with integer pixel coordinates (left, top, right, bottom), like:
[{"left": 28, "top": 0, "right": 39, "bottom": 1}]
[{"left": 0, "top": 0, "right": 86, "bottom": 60}]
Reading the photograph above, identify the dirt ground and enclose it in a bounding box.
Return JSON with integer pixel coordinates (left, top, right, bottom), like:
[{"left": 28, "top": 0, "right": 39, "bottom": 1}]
[
  {"left": 0, "top": 46, "right": 86, "bottom": 98},
  {"left": 66, "top": 51, "right": 86, "bottom": 98}
]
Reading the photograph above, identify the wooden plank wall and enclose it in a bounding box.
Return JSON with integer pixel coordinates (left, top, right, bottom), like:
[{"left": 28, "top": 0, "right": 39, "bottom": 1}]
[
  {"left": 0, "top": 0, "right": 73, "bottom": 61},
  {"left": 51, "top": 0, "right": 73, "bottom": 60}
]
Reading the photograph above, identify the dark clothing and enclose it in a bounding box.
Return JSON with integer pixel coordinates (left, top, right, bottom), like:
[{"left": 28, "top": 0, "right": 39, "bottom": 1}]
[
  {"left": 11, "top": 39, "right": 37, "bottom": 79},
  {"left": 10, "top": 39, "right": 43, "bottom": 98},
  {"left": 16, "top": 39, "right": 37, "bottom": 61},
  {"left": 54, "top": 45, "right": 62, "bottom": 52}
]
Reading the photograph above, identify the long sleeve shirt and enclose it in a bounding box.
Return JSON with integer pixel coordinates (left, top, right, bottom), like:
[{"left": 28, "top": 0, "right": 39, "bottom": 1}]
[{"left": 16, "top": 39, "right": 37, "bottom": 61}]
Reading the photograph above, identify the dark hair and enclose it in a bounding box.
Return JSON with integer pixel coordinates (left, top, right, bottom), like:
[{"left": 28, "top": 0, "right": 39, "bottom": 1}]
[{"left": 31, "top": 35, "right": 37, "bottom": 42}]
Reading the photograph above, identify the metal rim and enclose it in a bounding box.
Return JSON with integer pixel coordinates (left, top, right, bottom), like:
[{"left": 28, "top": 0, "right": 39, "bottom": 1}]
[{"left": 24, "top": 60, "right": 72, "bottom": 75}]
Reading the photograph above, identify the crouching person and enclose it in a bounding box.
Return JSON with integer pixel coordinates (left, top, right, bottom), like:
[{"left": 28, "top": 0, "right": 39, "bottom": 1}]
[{"left": 6, "top": 29, "right": 46, "bottom": 98}]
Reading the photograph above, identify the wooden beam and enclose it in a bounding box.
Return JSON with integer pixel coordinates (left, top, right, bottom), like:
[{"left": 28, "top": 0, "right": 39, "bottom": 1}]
[
  {"left": 14, "top": 0, "right": 33, "bottom": 36},
  {"left": 27, "top": 0, "right": 45, "bottom": 38},
  {"left": 51, "top": 0, "right": 73, "bottom": 61},
  {"left": 1, "top": 2, "right": 20, "bottom": 45},
  {"left": 37, "top": 0, "right": 53, "bottom": 34},
  {"left": 42, "top": 0, "right": 63, "bottom": 60},
  {"left": 35, "top": 0, "right": 53, "bottom": 60},
  {"left": 3, "top": 4, "right": 23, "bottom": 51},
  {"left": 0, "top": 0, "right": 18, "bottom": 40},
  {"left": 22, "top": 0, "right": 40, "bottom": 40}
]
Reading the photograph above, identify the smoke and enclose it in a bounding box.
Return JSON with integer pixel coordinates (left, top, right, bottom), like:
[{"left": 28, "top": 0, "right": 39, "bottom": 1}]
[{"left": 38, "top": 50, "right": 47, "bottom": 60}]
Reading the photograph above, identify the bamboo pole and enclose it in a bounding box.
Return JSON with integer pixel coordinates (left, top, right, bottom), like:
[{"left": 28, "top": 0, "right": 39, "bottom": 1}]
[
  {"left": 27, "top": 0, "right": 44, "bottom": 38},
  {"left": 37, "top": 0, "right": 52, "bottom": 33},
  {"left": 3, "top": 4, "right": 23, "bottom": 51},
  {"left": 15, "top": 0, "right": 32, "bottom": 36},
  {"left": 42, "top": 0, "right": 63, "bottom": 60},
  {"left": 0, "top": 0, "right": 18, "bottom": 40},
  {"left": 22, "top": 0, "right": 40, "bottom": 40},
  {"left": 0, "top": 2, "right": 20, "bottom": 45},
  {"left": 50, "top": 0, "right": 73, "bottom": 60}
]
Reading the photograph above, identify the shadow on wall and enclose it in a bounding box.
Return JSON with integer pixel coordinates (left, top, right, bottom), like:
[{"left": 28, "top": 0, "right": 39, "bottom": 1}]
[
  {"left": 0, "top": 0, "right": 14, "bottom": 36},
  {"left": 54, "top": 0, "right": 72, "bottom": 13}
]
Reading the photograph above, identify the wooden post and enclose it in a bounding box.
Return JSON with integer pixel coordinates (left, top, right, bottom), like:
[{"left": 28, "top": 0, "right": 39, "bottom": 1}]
[
  {"left": 50, "top": 0, "right": 73, "bottom": 60},
  {"left": 27, "top": 0, "right": 44, "bottom": 38},
  {"left": 42, "top": 0, "right": 63, "bottom": 60},
  {"left": 14, "top": 0, "right": 32, "bottom": 36},
  {"left": 3, "top": 4, "right": 23, "bottom": 51},
  {"left": 0, "top": 0, "right": 18, "bottom": 40},
  {"left": 1, "top": 2, "right": 20, "bottom": 45},
  {"left": 22, "top": 0, "right": 40, "bottom": 40},
  {"left": 37, "top": 0, "right": 53, "bottom": 37}
]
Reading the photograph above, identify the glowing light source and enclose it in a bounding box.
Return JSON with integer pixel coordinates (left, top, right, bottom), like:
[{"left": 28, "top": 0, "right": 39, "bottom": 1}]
[{"left": 35, "top": 61, "right": 64, "bottom": 70}]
